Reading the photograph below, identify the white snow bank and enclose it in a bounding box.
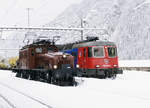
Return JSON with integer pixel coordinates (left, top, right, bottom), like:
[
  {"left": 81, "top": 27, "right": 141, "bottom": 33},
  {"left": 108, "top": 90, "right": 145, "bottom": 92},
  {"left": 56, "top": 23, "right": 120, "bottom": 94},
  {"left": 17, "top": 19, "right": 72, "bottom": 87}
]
[
  {"left": 119, "top": 60, "right": 150, "bottom": 67},
  {"left": 144, "top": 0, "right": 150, "bottom": 4},
  {"left": 0, "top": 70, "right": 150, "bottom": 108}
]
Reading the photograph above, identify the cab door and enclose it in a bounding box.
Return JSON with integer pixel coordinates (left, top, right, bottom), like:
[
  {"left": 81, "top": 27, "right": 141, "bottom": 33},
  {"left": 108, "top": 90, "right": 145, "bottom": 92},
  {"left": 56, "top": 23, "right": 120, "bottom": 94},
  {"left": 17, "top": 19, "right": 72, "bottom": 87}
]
[
  {"left": 83, "top": 48, "right": 87, "bottom": 69},
  {"left": 77, "top": 47, "right": 87, "bottom": 69}
]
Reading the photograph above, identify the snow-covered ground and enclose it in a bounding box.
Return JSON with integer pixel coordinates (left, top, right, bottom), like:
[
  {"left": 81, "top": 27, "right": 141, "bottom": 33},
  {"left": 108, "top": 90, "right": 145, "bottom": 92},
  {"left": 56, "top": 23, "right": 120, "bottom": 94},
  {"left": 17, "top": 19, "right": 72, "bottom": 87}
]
[
  {"left": 0, "top": 70, "right": 150, "bottom": 108},
  {"left": 119, "top": 60, "right": 150, "bottom": 67}
]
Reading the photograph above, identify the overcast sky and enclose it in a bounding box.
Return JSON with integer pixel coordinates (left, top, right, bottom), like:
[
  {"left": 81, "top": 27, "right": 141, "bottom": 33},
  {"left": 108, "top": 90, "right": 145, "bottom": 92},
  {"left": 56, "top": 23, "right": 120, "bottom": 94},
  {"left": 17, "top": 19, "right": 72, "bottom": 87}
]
[{"left": 0, "top": 0, "right": 82, "bottom": 27}]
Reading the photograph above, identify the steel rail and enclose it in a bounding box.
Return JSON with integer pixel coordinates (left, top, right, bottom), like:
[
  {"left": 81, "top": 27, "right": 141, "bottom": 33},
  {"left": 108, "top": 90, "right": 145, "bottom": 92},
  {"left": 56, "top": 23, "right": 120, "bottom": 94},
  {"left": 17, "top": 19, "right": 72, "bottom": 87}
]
[
  {"left": 0, "top": 93, "right": 17, "bottom": 108},
  {"left": 0, "top": 82, "right": 52, "bottom": 108}
]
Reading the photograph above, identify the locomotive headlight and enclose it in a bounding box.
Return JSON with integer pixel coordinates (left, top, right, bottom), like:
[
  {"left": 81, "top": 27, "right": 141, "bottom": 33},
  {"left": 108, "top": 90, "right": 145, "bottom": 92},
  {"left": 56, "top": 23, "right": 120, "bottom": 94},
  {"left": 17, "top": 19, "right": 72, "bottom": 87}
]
[
  {"left": 76, "top": 64, "right": 80, "bottom": 68},
  {"left": 63, "top": 54, "right": 67, "bottom": 58},
  {"left": 53, "top": 65, "right": 57, "bottom": 69},
  {"left": 113, "top": 64, "right": 117, "bottom": 67},
  {"left": 96, "top": 65, "right": 100, "bottom": 68}
]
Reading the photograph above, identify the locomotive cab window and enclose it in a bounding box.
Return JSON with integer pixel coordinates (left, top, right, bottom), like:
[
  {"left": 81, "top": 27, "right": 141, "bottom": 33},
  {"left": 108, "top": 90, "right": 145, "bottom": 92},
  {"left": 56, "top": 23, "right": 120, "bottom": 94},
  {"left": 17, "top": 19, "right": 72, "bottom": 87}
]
[
  {"left": 31, "top": 49, "right": 34, "bottom": 56},
  {"left": 83, "top": 48, "right": 86, "bottom": 57},
  {"left": 107, "top": 47, "right": 116, "bottom": 57},
  {"left": 48, "top": 47, "right": 53, "bottom": 52},
  {"left": 88, "top": 47, "right": 92, "bottom": 57},
  {"left": 35, "top": 48, "right": 42, "bottom": 53},
  {"left": 93, "top": 47, "right": 104, "bottom": 57}
]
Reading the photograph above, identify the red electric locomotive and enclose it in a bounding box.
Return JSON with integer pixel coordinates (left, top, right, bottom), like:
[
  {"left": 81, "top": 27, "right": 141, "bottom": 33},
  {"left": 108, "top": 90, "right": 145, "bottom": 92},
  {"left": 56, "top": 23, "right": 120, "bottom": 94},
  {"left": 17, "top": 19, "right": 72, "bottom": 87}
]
[{"left": 62, "top": 37, "right": 123, "bottom": 79}]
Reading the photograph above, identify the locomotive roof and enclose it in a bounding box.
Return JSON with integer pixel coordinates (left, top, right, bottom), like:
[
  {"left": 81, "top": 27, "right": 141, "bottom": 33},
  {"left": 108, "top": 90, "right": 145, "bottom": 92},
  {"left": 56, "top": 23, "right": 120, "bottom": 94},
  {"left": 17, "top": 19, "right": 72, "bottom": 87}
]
[
  {"left": 21, "top": 40, "right": 55, "bottom": 50},
  {"left": 56, "top": 43, "right": 74, "bottom": 50},
  {"left": 72, "top": 40, "right": 116, "bottom": 48}
]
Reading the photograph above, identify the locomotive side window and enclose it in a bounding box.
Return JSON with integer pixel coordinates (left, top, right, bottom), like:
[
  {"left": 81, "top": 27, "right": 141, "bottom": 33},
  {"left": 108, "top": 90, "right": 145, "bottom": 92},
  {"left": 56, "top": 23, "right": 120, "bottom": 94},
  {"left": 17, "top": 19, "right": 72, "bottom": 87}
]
[
  {"left": 31, "top": 49, "right": 34, "bottom": 56},
  {"left": 72, "top": 52, "right": 77, "bottom": 58},
  {"left": 20, "top": 52, "right": 23, "bottom": 58},
  {"left": 79, "top": 52, "right": 81, "bottom": 57},
  {"left": 83, "top": 48, "right": 86, "bottom": 57},
  {"left": 107, "top": 47, "right": 116, "bottom": 57},
  {"left": 48, "top": 47, "right": 53, "bottom": 52},
  {"left": 25, "top": 51, "right": 27, "bottom": 57},
  {"left": 36, "top": 48, "right": 42, "bottom": 53},
  {"left": 88, "top": 47, "right": 92, "bottom": 57},
  {"left": 93, "top": 47, "right": 104, "bottom": 57}
]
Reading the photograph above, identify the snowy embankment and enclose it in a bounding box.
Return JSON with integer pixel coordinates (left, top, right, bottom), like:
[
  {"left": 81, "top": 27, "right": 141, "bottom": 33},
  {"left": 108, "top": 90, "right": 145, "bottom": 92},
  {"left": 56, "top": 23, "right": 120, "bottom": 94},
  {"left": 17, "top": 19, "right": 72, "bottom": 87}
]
[
  {"left": 119, "top": 60, "right": 150, "bottom": 67},
  {"left": 0, "top": 70, "right": 150, "bottom": 108}
]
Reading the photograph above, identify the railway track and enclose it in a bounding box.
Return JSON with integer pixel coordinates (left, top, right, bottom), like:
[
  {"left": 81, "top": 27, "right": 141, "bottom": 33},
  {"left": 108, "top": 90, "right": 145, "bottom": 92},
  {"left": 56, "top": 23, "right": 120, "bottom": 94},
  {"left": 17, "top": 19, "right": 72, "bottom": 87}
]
[
  {"left": 0, "top": 93, "right": 17, "bottom": 108},
  {"left": 1, "top": 67, "right": 150, "bottom": 73},
  {"left": 1, "top": 67, "right": 150, "bottom": 72},
  {"left": 0, "top": 82, "right": 52, "bottom": 108}
]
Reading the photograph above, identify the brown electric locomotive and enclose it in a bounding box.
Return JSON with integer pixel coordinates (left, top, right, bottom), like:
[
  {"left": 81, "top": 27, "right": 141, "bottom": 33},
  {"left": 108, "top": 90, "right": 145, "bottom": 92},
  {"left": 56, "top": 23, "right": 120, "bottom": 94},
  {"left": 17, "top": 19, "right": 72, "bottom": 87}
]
[{"left": 13, "top": 40, "right": 76, "bottom": 86}]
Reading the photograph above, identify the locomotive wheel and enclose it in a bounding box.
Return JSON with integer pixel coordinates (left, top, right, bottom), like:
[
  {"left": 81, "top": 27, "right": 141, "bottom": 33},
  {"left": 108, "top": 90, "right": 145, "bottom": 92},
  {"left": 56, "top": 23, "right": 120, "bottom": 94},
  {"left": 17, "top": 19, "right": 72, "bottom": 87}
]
[
  {"left": 104, "top": 71, "right": 109, "bottom": 78},
  {"left": 30, "top": 74, "right": 34, "bottom": 80},
  {"left": 29, "top": 71, "right": 35, "bottom": 80},
  {"left": 51, "top": 71, "right": 61, "bottom": 85},
  {"left": 16, "top": 71, "right": 21, "bottom": 77},
  {"left": 21, "top": 71, "right": 25, "bottom": 79},
  {"left": 35, "top": 71, "right": 40, "bottom": 81},
  {"left": 51, "top": 76, "right": 61, "bottom": 86},
  {"left": 68, "top": 77, "right": 76, "bottom": 86},
  {"left": 99, "top": 75, "right": 106, "bottom": 79},
  {"left": 46, "top": 73, "right": 51, "bottom": 83},
  {"left": 21, "top": 71, "right": 29, "bottom": 79},
  {"left": 25, "top": 71, "right": 29, "bottom": 79},
  {"left": 111, "top": 74, "right": 117, "bottom": 79},
  {"left": 29, "top": 71, "right": 32, "bottom": 79},
  {"left": 51, "top": 77, "right": 57, "bottom": 85}
]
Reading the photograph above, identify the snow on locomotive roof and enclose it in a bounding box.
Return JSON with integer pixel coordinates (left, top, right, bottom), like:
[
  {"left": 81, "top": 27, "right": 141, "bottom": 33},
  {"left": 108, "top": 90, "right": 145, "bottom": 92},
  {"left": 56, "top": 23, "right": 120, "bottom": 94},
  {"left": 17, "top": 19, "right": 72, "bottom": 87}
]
[
  {"left": 72, "top": 40, "right": 116, "bottom": 48},
  {"left": 20, "top": 40, "right": 55, "bottom": 50},
  {"left": 45, "top": 52, "right": 70, "bottom": 57}
]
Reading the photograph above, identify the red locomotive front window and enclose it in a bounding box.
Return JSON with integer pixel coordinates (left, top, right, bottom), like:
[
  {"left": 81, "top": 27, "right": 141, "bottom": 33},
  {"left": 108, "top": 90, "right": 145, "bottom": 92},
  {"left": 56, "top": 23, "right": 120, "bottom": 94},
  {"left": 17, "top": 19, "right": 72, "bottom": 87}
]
[
  {"left": 107, "top": 47, "right": 116, "bottom": 57},
  {"left": 93, "top": 47, "right": 104, "bottom": 57}
]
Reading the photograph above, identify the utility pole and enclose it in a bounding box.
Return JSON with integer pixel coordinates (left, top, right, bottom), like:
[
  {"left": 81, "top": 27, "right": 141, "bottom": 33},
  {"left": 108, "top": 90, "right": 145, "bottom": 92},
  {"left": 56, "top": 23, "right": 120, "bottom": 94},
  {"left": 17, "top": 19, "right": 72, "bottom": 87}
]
[
  {"left": 26, "top": 8, "right": 32, "bottom": 28},
  {"left": 25, "top": 8, "right": 33, "bottom": 44},
  {"left": 0, "top": 30, "right": 2, "bottom": 39},
  {"left": 80, "top": 18, "right": 84, "bottom": 41}
]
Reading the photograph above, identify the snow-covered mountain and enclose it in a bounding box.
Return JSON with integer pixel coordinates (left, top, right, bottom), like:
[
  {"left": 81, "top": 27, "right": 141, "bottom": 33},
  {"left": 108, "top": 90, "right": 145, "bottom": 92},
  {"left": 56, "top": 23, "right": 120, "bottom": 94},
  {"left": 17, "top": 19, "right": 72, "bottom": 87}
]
[
  {"left": 112, "top": 0, "right": 150, "bottom": 59},
  {"left": 1, "top": 0, "right": 150, "bottom": 60},
  {"left": 45, "top": 0, "right": 122, "bottom": 42},
  {"left": 47, "top": 0, "right": 150, "bottom": 60}
]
